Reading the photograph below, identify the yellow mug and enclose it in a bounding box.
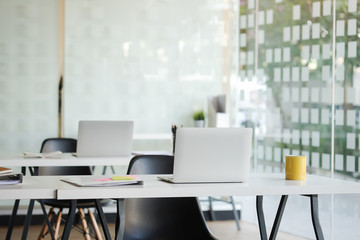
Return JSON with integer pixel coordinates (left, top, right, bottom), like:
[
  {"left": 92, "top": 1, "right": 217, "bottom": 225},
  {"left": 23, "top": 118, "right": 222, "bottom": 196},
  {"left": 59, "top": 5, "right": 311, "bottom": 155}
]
[{"left": 285, "top": 155, "right": 306, "bottom": 180}]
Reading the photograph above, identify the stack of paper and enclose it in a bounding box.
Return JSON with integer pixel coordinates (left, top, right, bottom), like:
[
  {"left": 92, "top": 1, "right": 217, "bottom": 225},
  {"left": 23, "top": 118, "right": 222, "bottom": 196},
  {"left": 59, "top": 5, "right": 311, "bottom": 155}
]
[
  {"left": 23, "top": 151, "right": 63, "bottom": 158},
  {"left": 61, "top": 176, "right": 143, "bottom": 187},
  {"left": 0, "top": 168, "right": 23, "bottom": 185}
]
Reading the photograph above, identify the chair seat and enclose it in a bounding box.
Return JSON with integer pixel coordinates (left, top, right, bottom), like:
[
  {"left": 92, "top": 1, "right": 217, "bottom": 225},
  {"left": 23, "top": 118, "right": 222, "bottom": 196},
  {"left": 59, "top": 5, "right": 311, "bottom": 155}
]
[{"left": 41, "top": 199, "right": 113, "bottom": 209}]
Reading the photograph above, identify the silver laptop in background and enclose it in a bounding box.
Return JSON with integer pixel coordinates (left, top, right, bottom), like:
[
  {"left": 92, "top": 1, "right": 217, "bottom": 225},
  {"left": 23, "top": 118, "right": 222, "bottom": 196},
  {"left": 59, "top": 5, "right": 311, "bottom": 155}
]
[
  {"left": 75, "top": 121, "right": 134, "bottom": 157},
  {"left": 158, "top": 127, "right": 252, "bottom": 183}
]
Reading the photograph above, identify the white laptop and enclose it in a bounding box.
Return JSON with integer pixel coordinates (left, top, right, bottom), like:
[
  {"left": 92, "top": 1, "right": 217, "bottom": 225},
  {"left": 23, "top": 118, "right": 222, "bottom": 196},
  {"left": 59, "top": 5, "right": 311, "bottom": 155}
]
[
  {"left": 75, "top": 120, "right": 134, "bottom": 157},
  {"left": 158, "top": 127, "right": 252, "bottom": 183}
]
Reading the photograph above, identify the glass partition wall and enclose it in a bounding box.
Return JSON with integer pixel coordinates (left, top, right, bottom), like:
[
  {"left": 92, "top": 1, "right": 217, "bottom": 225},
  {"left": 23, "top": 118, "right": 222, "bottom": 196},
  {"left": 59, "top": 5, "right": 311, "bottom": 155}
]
[
  {"left": 63, "top": 0, "right": 225, "bottom": 151},
  {"left": 235, "top": 0, "right": 360, "bottom": 239},
  {"left": 0, "top": 0, "right": 59, "bottom": 154},
  {"left": 1, "top": 0, "right": 360, "bottom": 238}
]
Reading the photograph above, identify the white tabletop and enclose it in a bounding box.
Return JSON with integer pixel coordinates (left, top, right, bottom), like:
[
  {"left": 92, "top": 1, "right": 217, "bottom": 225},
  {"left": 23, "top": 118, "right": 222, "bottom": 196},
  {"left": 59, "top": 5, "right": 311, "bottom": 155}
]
[
  {"left": 0, "top": 153, "right": 133, "bottom": 167},
  {"left": 55, "top": 173, "right": 360, "bottom": 200},
  {"left": 0, "top": 176, "right": 56, "bottom": 200}
]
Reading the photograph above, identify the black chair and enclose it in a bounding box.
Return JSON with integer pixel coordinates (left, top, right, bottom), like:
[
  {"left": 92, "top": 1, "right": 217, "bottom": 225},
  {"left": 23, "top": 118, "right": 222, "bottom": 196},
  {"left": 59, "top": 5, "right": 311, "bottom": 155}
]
[
  {"left": 116, "top": 154, "right": 217, "bottom": 240},
  {"left": 37, "top": 138, "right": 111, "bottom": 240}
]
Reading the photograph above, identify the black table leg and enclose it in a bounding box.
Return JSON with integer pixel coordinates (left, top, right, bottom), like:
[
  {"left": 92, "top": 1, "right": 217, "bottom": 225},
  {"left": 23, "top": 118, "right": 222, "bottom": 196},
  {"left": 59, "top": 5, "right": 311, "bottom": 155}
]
[
  {"left": 309, "top": 195, "right": 324, "bottom": 240},
  {"left": 102, "top": 166, "right": 108, "bottom": 175},
  {"left": 115, "top": 199, "right": 125, "bottom": 240},
  {"left": 269, "top": 195, "right": 288, "bottom": 240},
  {"left": 62, "top": 199, "right": 77, "bottom": 240},
  {"left": 95, "top": 199, "right": 111, "bottom": 240},
  {"left": 6, "top": 199, "right": 20, "bottom": 240},
  {"left": 256, "top": 195, "right": 268, "bottom": 240},
  {"left": 21, "top": 199, "right": 35, "bottom": 240},
  {"left": 39, "top": 199, "right": 55, "bottom": 240}
]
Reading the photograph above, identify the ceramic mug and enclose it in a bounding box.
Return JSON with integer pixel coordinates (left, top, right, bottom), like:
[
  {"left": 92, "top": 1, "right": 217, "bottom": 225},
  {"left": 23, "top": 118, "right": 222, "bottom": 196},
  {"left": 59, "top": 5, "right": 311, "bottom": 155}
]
[{"left": 285, "top": 155, "right": 306, "bottom": 180}]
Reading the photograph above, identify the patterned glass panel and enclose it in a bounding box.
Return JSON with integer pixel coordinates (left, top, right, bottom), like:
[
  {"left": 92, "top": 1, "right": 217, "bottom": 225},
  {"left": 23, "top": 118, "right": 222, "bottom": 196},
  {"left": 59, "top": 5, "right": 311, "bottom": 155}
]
[
  {"left": 63, "top": 0, "right": 225, "bottom": 150},
  {"left": 0, "top": 0, "right": 58, "bottom": 153}
]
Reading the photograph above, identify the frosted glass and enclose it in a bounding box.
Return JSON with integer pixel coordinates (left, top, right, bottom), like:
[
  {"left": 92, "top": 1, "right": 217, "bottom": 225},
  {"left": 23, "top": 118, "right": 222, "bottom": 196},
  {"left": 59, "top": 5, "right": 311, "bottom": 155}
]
[
  {"left": 283, "top": 67, "right": 290, "bottom": 82},
  {"left": 292, "top": 25, "right": 300, "bottom": 41},
  {"left": 347, "top": 110, "right": 356, "bottom": 126},
  {"left": 0, "top": 1, "right": 58, "bottom": 153},
  {"left": 259, "top": 11, "right": 265, "bottom": 25},
  {"left": 311, "top": 108, "right": 319, "bottom": 124},
  {"left": 248, "top": 14, "right": 254, "bottom": 28},
  {"left": 312, "top": 23, "right": 320, "bottom": 39},
  {"left": 266, "top": 10, "right": 273, "bottom": 24},
  {"left": 347, "top": 133, "right": 356, "bottom": 149},
  {"left": 312, "top": 152, "right": 320, "bottom": 167},
  {"left": 322, "top": 44, "right": 331, "bottom": 59},
  {"left": 301, "top": 108, "right": 309, "bottom": 123},
  {"left": 312, "top": 45, "right": 320, "bottom": 59},
  {"left": 312, "top": 2, "right": 320, "bottom": 17},
  {"left": 293, "top": 5, "right": 300, "bottom": 20},
  {"left": 301, "top": 130, "right": 309, "bottom": 146},
  {"left": 348, "top": 0, "right": 357, "bottom": 12},
  {"left": 346, "top": 156, "right": 355, "bottom": 172},
  {"left": 323, "top": 1, "right": 331, "bottom": 16},
  {"left": 335, "top": 154, "right": 344, "bottom": 171},
  {"left": 336, "top": 20, "right": 345, "bottom": 36},
  {"left": 292, "top": 129, "right": 300, "bottom": 145},
  {"left": 348, "top": 19, "right": 357, "bottom": 36},
  {"left": 312, "top": 131, "right": 320, "bottom": 147},
  {"left": 64, "top": 0, "right": 223, "bottom": 140},
  {"left": 283, "top": 47, "right": 291, "bottom": 62},
  {"left": 283, "top": 26, "right": 291, "bottom": 42},
  {"left": 348, "top": 41, "right": 357, "bottom": 58},
  {"left": 302, "top": 24, "right": 310, "bottom": 40}
]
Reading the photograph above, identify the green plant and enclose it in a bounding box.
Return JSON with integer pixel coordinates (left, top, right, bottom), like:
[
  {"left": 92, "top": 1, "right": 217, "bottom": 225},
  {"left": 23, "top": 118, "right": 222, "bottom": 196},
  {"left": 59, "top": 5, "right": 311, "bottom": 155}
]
[{"left": 192, "top": 110, "right": 205, "bottom": 121}]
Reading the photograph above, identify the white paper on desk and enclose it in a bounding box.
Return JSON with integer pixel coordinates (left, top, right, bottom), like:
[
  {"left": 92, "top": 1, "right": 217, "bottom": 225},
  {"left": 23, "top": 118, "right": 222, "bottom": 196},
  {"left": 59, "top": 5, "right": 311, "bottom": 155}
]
[
  {"left": 61, "top": 176, "right": 143, "bottom": 187},
  {"left": 23, "top": 151, "right": 62, "bottom": 158}
]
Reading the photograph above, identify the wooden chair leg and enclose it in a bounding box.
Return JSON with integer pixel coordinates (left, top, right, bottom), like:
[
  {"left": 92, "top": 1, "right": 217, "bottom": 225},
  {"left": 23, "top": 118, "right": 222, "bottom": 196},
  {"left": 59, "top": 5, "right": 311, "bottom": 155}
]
[
  {"left": 89, "top": 209, "right": 103, "bottom": 240},
  {"left": 38, "top": 208, "right": 55, "bottom": 240},
  {"left": 79, "top": 208, "right": 91, "bottom": 240},
  {"left": 54, "top": 209, "right": 63, "bottom": 239}
]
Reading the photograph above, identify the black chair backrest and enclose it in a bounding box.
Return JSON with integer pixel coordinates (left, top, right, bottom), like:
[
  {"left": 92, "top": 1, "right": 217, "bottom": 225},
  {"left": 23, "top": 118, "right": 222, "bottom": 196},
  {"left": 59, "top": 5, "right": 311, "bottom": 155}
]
[
  {"left": 122, "top": 155, "right": 216, "bottom": 240},
  {"left": 40, "top": 138, "right": 77, "bottom": 153},
  {"left": 39, "top": 138, "right": 92, "bottom": 176},
  {"left": 127, "top": 155, "right": 174, "bottom": 175}
]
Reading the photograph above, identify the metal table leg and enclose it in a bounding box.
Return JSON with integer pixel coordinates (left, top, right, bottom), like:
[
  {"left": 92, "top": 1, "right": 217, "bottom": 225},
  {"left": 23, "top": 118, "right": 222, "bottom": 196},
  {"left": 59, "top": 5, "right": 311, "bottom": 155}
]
[
  {"left": 269, "top": 195, "right": 288, "bottom": 240},
  {"left": 39, "top": 199, "right": 55, "bottom": 240},
  {"left": 256, "top": 196, "right": 268, "bottom": 240},
  {"left": 309, "top": 195, "right": 324, "bottom": 240},
  {"left": 6, "top": 199, "right": 20, "bottom": 240},
  {"left": 115, "top": 199, "right": 125, "bottom": 240},
  {"left": 21, "top": 199, "right": 35, "bottom": 240},
  {"left": 257, "top": 194, "right": 324, "bottom": 240},
  {"left": 61, "top": 199, "right": 77, "bottom": 240},
  {"left": 95, "top": 199, "right": 111, "bottom": 240}
]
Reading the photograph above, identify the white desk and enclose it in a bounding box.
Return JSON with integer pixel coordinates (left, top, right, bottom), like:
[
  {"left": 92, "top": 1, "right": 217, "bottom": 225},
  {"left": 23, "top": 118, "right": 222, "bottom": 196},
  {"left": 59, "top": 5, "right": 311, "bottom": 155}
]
[
  {"left": 0, "top": 176, "right": 56, "bottom": 200},
  {"left": 0, "top": 154, "right": 132, "bottom": 240},
  {"left": 0, "top": 176, "right": 58, "bottom": 240},
  {"left": 0, "top": 153, "right": 133, "bottom": 167},
  {"left": 54, "top": 173, "right": 360, "bottom": 240},
  {"left": 55, "top": 173, "right": 360, "bottom": 199}
]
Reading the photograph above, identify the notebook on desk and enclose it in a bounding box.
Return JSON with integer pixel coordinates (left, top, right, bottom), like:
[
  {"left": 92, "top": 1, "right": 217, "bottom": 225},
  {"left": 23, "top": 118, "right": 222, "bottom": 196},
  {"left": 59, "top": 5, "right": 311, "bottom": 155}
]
[
  {"left": 75, "top": 120, "right": 134, "bottom": 157},
  {"left": 158, "top": 127, "right": 252, "bottom": 183}
]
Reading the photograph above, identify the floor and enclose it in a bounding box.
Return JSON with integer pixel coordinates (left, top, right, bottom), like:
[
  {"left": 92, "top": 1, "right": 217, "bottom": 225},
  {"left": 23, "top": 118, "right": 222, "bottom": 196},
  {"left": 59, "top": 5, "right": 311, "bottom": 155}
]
[{"left": 0, "top": 220, "right": 305, "bottom": 239}]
